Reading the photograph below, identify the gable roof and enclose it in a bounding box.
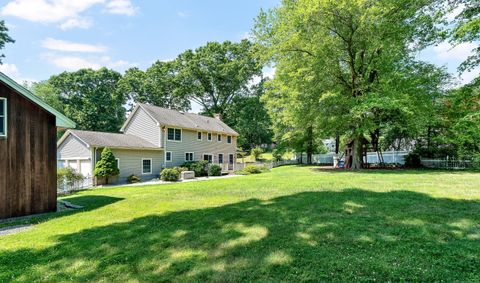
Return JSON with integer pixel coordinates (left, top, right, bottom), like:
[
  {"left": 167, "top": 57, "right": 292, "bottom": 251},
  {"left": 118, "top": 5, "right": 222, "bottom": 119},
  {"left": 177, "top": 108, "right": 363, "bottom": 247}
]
[
  {"left": 121, "top": 103, "right": 239, "bottom": 136},
  {"left": 0, "top": 72, "right": 76, "bottom": 129},
  {"left": 58, "top": 129, "right": 161, "bottom": 150}
]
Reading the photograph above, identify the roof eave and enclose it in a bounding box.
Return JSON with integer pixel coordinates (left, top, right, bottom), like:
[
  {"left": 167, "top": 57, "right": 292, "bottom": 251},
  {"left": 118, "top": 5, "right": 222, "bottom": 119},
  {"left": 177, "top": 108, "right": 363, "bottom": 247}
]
[{"left": 0, "top": 72, "right": 76, "bottom": 129}]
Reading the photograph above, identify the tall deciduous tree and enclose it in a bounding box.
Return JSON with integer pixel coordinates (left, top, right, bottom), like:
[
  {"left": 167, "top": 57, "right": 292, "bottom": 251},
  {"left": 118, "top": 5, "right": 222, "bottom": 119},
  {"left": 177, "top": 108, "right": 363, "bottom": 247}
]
[
  {"left": 255, "top": 0, "right": 445, "bottom": 169},
  {"left": 117, "top": 62, "right": 191, "bottom": 111},
  {"left": 223, "top": 79, "right": 273, "bottom": 150},
  {"left": 176, "top": 40, "right": 262, "bottom": 116},
  {"left": 448, "top": 0, "right": 480, "bottom": 72},
  {"left": 0, "top": 20, "right": 13, "bottom": 64},
  {"left": 44, "top": 68, "right": 126, "bottom": 132}
]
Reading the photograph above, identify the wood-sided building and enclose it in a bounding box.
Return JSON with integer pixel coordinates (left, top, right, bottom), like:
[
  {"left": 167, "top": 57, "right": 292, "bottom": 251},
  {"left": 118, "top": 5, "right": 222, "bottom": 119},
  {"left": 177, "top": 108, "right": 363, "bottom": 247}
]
[{"left": 0, "top": 72, "right": 75, "bottom": 219}]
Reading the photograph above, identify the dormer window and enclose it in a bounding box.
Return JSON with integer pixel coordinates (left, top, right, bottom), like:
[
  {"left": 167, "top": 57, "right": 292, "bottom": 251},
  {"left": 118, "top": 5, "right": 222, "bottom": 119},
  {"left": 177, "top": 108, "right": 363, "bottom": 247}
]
[{"left": 0, "top": 98, "right": 6, "bottom": 138}]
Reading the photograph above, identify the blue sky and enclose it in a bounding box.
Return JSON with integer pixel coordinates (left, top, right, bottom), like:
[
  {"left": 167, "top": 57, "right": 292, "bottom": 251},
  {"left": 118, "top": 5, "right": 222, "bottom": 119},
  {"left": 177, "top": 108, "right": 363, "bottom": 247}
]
[{"left": 0, "top": 0, "right": 478, "bottom": 88}]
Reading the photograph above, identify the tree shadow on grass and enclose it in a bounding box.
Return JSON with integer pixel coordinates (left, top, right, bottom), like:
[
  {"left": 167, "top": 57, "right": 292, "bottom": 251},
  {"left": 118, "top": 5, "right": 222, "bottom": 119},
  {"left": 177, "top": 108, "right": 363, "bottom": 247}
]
[
  {"left": 309, "top": 167, "right": 479, "bottom": 175},
  {"left": 1, "top": 190, "right": 479, "bottom": 282},
  {"left": 0, "top": 195, "right": 124, "bottom": 228}
]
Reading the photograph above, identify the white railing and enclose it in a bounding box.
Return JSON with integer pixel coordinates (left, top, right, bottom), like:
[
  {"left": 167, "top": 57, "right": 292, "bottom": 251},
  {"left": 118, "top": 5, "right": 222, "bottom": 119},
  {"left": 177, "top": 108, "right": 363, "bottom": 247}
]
[{"left": 57, "top": 175, "right": 93, "bottom": 195}]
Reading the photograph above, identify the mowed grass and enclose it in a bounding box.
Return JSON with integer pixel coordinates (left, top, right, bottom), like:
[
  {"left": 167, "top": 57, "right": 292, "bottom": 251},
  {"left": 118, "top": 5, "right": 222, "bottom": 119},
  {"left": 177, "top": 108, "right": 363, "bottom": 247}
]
[{"left": 1, "top": 166, "right": 480, "bottom": 282}]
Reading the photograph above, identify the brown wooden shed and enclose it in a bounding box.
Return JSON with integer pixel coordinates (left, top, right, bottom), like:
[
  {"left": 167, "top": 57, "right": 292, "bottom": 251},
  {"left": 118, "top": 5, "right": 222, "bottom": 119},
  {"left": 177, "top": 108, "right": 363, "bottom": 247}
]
[{"left": 0, "top": 72, "right": 75, "bottom": 219}]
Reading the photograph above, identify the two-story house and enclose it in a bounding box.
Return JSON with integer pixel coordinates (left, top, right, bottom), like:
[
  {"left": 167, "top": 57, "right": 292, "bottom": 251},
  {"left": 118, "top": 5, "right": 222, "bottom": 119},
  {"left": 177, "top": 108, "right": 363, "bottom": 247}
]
[{"left": 57, "top": 103, "right": 238, "bottom": 183}]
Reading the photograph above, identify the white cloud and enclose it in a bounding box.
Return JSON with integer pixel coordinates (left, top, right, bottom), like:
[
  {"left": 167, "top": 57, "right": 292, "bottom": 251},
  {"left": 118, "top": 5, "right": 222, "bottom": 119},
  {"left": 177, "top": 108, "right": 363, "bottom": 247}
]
[
  {"left": 46, "top": 55, "right": 101, "bottom": 70},
  {"left": 0, "top": 63, "right": 19, "bottom": 77},
  {"left": 0, "top": 63, "right": 36, "bottom": 83},
  {"left": 105, "top": 0, "right": 137, "bottom": 16},
  {"left": 433, "top": 42, "right": 477, "bottom": 61},
  {"left": 59, "top": 17, "right": 92, "bottom": 30},
  {"left": 177, "top": 11, "right": 189, "bottom": 18},
  {"left": 44, "top": 53, "right": 135, "bottom": 72},
  {"left": 241, "top": 32, "right": 252, "bottom": 40},
  {"left": 42, "top": 38, "right": 107, "bottom": 53},
  {"left": 1, "top": 0, "right": 137, "bottom": 29}
]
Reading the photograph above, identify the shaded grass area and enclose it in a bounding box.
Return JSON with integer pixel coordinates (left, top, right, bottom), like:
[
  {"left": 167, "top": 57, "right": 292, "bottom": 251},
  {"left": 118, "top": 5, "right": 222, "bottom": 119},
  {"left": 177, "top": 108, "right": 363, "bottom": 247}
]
[{"left": 1, "top": 166, "right": 479, "bottom": 281}]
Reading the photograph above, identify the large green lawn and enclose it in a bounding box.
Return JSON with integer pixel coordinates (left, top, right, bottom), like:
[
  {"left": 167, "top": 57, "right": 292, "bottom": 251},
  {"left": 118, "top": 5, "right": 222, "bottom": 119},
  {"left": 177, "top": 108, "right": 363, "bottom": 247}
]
[{"left": 1, "top": 166, "right": 480, "bottom": 282}]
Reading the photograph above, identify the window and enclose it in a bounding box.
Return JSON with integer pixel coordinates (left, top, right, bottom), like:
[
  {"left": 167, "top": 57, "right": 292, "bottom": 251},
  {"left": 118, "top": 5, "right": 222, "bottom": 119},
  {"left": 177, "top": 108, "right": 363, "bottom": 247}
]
[
  {"left": 227, "top": 136, "right": 232, "bottom": 144},
  {"left": 197, "top": 132, "right": 202, "bottom": 141},
  {"left": 166, "top": 151, "right": 172, "bottom": 162},
  {"left": 142, "top": 159, "right": 152, "bottom": 174},
  {"left": 218, "top": 154, "right": 224, "bottom": 164},
  {"left": 207, "top": 133, "right": 212, "bottom": 141},
  {"left": 185, "top": 152, "right": 194, "bottom": 162},
  {"left": 203, "top": 154, "right": 213, "bottom": 163},
  {"left": 115, "top": 158, "right": 120, "bottom": 169},
  {"left": 167, "top": 128, "right": 182, "bottom": 141},
  {"left": 0, "top": 98, "right": 6, "bottom": 137},
  {"left": 217, "top": 134, "right": 222, "bottom": 142}
]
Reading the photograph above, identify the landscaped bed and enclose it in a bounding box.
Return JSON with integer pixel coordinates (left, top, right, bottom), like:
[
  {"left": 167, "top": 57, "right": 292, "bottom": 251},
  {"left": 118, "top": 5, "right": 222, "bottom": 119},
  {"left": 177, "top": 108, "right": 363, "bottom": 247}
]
[{"left": 1, "top": 166, "right": 479, "bottom": 281}]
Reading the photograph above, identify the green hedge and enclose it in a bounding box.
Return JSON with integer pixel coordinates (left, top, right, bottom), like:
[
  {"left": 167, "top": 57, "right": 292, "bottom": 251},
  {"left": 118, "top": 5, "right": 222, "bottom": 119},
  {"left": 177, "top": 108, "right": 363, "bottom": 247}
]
[
  {"left": 161, "top": 168, "right": 180, "bottom": 181},
  {"left": 208, "top": 164, "right": 222, "bottom": 176}
]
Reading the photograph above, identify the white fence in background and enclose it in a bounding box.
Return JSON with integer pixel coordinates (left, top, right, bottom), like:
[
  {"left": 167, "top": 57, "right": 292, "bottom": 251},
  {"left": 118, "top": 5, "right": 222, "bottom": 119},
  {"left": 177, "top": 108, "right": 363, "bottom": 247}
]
[
  {"left": 421, "top": 158, "right": 476, "bottom": 169},
  {"left": 57, "top": 175, "right": 93, "bottom": 195},
  {"left": 299, "top": 151, "right": 410, "bottom": 165},
  {"left": 364, "top": 151, "right": 409, "bottom": 165}
]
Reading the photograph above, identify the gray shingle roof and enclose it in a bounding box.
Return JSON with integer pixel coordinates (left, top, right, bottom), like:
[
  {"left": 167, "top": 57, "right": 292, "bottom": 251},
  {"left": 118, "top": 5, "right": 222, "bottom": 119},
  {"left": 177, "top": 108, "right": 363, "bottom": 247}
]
[
  {"left": 69, "top": 129, "right": 160, "bottom": 149},
  {"left": 139, "top": 103, "right": 239, "bottom": 136}
]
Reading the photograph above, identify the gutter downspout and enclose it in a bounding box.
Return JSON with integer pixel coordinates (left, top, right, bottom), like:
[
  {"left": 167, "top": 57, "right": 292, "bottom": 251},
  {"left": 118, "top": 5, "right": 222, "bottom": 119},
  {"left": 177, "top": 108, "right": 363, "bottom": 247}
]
[{"left": 163, "top": 126, "right": 167, "bottom": 169}]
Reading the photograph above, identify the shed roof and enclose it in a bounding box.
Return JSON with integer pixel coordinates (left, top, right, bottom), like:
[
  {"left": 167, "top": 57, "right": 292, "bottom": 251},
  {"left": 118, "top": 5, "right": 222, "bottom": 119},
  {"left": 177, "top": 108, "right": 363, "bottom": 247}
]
[{"left": 0, "top": 72, "right": 75, "bottom": 129}]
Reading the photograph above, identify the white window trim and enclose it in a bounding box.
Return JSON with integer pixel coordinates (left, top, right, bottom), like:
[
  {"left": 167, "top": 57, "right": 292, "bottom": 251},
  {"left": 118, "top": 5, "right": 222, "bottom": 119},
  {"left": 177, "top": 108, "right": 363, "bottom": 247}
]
[
  {"left": 217, "top": 134, "right": 222, "bottom": 142},
  {"left": 218, "top": 153, "right": 224, "bottom": 164},
  {"left": 227, "top": 135, "right": 232, "bottom": 144},
  {"left": 203, "top": 153, "right": 213, "bottom": 163},
  {"left": 167, "top": 128, "right": 182, "bottom": 142},
  {"left": 197, "top": 132, "right": 202, "bottom": 141},
  {"left": 166, "top": 151, "right": 173, "bottom": 162},
  {"left": 141, "top": 158, "right": 152, "bottom": 175},
  {"left": 229, "top": 153, "right": 235, "bottom": 164},
  {"left": 207, "top": 132, "right": 212, "bottom": 141},
  {"left": 0, "top": 97, "right": 6, "bottom": 138},
  {"left": 116, "top": 158, "right": 120, "bottom": 170},
  {"left": 185, "top": 152, "right": 194, "bottom": 162}
]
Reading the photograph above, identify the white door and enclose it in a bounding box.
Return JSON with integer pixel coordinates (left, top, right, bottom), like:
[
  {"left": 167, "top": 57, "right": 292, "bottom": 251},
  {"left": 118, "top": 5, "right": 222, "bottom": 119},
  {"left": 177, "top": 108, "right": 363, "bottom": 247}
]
[{"left": 80, "top": 160, "right": 92, "bottom": 177}]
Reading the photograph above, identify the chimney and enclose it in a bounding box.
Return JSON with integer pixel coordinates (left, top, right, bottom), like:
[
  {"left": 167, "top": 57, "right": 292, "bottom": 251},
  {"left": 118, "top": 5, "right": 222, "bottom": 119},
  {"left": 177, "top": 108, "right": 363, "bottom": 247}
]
[{"left": 214, "top": 113, "right": 223, "bottom": 121}]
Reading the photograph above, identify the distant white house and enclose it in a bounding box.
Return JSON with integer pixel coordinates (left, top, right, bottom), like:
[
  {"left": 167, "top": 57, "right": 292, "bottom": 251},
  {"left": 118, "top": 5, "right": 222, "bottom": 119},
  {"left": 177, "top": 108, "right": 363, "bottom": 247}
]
[{"left": 57, "top": 103, "right": 239, "bottom": 183}]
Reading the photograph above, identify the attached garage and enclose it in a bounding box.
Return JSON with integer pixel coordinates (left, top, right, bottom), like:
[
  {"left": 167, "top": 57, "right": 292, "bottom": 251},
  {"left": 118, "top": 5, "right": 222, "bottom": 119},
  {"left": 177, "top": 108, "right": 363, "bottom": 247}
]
[{"left": 57, "top": 129, "right": 164, "bottom": 184}]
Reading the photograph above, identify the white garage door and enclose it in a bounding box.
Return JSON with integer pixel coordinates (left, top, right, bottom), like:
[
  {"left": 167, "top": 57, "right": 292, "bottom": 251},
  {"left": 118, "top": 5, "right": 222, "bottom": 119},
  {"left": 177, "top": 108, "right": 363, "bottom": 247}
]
[{"left": 80, "top": 160, "right": 92, "bottom": 177}]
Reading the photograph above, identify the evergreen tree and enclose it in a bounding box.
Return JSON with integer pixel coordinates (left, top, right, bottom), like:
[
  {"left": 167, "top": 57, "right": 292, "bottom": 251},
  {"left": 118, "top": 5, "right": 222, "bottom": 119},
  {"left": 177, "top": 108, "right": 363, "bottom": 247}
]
[{"left": 94, "top": 148, "right": 119, "bottom": 184}]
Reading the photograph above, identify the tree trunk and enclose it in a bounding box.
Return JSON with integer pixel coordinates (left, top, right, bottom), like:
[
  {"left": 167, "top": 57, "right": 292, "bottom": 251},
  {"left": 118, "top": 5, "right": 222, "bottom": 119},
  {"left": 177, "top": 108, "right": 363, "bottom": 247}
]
[
  {"left": 306, "top": 126, "right": 314, "bottom": 164},
  {"left": 335, "top": 135, "right": 340, "bottom": 155},
  {"left": 351, "top": 137, "right": 363, "bottom": 169}
]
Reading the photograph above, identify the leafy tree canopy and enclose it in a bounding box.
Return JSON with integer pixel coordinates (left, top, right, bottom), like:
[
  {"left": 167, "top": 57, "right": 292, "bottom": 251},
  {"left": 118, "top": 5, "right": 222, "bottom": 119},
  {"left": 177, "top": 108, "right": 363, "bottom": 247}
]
[
  {"left": 176, "top": 40, "right": 262, "bottom": 117},
  {"left": 36, "top": 68, "right": 126, "bottom": 132}
]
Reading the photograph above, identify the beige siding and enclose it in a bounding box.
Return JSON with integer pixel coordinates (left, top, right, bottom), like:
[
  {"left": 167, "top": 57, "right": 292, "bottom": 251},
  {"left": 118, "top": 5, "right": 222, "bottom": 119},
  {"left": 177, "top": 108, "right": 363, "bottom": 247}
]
[
  {"left": 109, "top": 149, "right": 164, "bottom": 180},
  {"left": 162, "top": 128, "right": 237, "bottom": 167},
  {"left": 124, "top": 107, "right": 161, "bottom": 146},
  {"left": 57, "top": 134, "right": 91, "bottom": 159}
]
